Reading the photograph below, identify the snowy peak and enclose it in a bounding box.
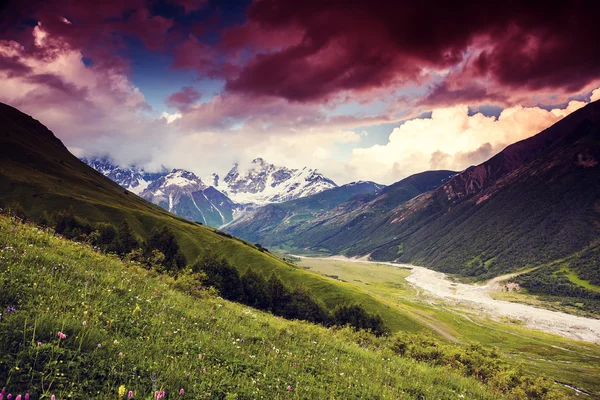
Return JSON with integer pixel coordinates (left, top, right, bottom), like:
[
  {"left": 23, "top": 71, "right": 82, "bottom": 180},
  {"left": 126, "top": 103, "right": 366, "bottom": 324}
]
[
  {"left": 217, "top": 158, "right": 337, "bottom": 205},
  {"left": 153, "top": 169, "right": 208, "bottom": 192},
  {"left": 81, "top": 156, "right": 165, "bottom": 195}
]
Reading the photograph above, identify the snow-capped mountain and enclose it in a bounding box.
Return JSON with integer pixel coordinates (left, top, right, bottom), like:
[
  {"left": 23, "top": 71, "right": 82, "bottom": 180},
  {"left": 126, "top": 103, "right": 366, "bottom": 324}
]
[
  {"left": 81, "top": 157, "right": 166, "bottom": 195},
  {"left": 82, "top": 156, "right": 338, "bottom": 227},
  {"left": 139, "top": 169, "right": 237, "bottom": 227},
  {"left": 213, "top": 158, "right": 337, "bottom": 205}
]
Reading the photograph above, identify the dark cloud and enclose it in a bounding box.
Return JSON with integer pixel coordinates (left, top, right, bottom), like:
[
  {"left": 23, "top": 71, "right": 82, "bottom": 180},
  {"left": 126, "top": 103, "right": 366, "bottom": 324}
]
[
  {"left": 218, "top": 0, "right": 600, "bottom": 103},
  {"left": 166, "top": 86, "right": 202, "bottom": 110}
]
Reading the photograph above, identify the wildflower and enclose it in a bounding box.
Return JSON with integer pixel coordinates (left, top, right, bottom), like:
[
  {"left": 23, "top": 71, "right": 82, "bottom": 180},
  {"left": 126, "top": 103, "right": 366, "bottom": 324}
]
[
  {"left": 293, "top": 363, "right": 297, "bottom": 367},
  {"left": 119, "top": 352, "right": 124, "bottom": 357},
  {"left": 128, "top": 391, "right": 133, "bottom": 399},
  {"left": 114, "top": 340, "right": 118, "bottom": 345},
  {"left": 97, "top": 343, "right": 102, "bottom": 349},
  {"left": 25, "top": 395, "right": 29, "bottom": 400},
  {"left": 51, "top": 396, "right": 56, "bottom": 400},
  {"left": 37, "top": 342, "right": 42, "bottom": 347},
  {"left": 6, "top": 395, "right": 11, "bottom": 400},
  {"left": 179, "top": 388, "right": 184, "bottom": 396},
  {"left": 57, "top": 331, "right": 66, "bottom": 340},
  {"left": 165, "top": 331, "right": 169, "bottom": 336},
  {"left": 287, "top": 386, "right": 292, "bottom": 391},
  {"left": 82, "top": 321, "right": 87, "bottom": 326},
  {"left": 118, "top": 385, "right": 126, "bottom": 399},
  {"left": 15, "top": 395, "right": 21, "bottom": 400}
]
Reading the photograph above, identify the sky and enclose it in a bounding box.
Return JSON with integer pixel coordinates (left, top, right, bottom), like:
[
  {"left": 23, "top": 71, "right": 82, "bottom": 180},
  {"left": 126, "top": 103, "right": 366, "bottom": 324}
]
[{"left": 0, "top": 0, "right": 599, "bottom": 184}]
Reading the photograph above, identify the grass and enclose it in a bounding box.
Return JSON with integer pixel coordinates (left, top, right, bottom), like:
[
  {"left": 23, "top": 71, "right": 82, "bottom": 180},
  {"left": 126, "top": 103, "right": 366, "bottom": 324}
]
[
  {"left": 558, "top": 268, "right": 600, "bottom": 293},
  {"left": 0, "top": 215, "right": 560, "bottom": 399},
  {"left": 297, "top": 256, "right": 600, "bottom": 399}
]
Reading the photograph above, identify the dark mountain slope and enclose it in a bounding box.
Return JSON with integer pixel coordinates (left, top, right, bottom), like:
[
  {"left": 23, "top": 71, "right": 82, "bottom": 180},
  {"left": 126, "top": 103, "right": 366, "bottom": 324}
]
[
  {"left": 227, "top": 171, "right": 454, "bottom": 250},
  {"left": 283, "top": 101, "right": 600, "bottom": 279},
  {"left": 225, "top": 181, "right": 384, "bottom": 244}
]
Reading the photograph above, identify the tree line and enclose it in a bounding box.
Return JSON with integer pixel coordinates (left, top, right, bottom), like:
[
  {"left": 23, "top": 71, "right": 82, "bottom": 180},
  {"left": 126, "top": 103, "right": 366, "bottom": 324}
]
[{"left": 1, "top": 203, "right": 387, "bottom": 335}]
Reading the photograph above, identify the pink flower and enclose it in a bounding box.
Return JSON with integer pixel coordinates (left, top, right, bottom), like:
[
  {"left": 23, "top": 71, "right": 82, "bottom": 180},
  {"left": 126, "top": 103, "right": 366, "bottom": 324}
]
[
  {"left": 287, "top": 386, "right": 292, "bottom": 391},
  {"left": 57, "top": 331, "right": 66, "bottom": 340},
  {"left": 179, "top": 388, "right": 184, "bottom": 396},
  {"left": 15, "top": 395, "right": 20, "bottom": 400},
  {"left": 82, "top": 321, "right": 87, "bottom": 326},
  {"left": 6, "top": 394, "right": 11, "bottom": 400},
  {"left": 97, "top": 343, "right": 102, "bottom": 349},
  {"left": 128, "top": 391, "right": 133, "bottom": 398},
  {"left": 51, "top": 396, "right": 55, "bottom": 400},
  {"left": 165, "top": 331, "right": 169, "bottom": 336},
  {"left": 37, "top": 342, "right": 42, "bottom": 347},
  {"left": 24, "top": 395, "right": 29, "bottom": 400}
]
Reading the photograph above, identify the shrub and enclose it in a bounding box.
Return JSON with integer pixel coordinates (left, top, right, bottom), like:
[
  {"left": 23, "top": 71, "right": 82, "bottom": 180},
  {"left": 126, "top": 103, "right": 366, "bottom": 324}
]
[
  {"left": 143, "top": 226, "right": 187, "bottom": 272},
  {"left": 241, "top": 270, "right": 271, "bottom": 310},
  {"left": 3, "top": 202, "right": 27, "bottom": 221},
  {"left": 333, "top": 304, "right": 387, "bottom": 336}
]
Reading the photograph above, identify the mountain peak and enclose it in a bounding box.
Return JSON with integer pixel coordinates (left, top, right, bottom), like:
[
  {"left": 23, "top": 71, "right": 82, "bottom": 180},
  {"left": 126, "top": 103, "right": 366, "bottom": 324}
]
[{"left": 216, "top": 158, "right": 337, "bottom": 205}]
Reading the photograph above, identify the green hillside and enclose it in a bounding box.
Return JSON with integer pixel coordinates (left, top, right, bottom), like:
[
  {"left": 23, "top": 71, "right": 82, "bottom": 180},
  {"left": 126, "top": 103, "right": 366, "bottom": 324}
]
[
  {"left": 0, "top": 215, "right": 559, "bottom": 399},
  {"left": 0, "top": 102, "right": 418, "bottom": 333}
]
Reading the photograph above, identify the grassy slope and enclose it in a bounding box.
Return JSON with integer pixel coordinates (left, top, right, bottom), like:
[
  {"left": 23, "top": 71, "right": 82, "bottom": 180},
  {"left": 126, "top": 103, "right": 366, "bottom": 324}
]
[
  {"left": 0, "top": 102, "right": 422, "bottom": 334},
  {"left": 297, "top": 257, "right": 600, "bottom": 398},
  {"left": 0, "top": 215, "right": 517, "bottom": 399}
]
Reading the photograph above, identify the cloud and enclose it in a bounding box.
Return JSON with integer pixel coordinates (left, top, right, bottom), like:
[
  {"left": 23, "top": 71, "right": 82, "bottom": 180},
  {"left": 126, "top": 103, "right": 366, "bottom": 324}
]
[
  {"left": 166, "top": 86, "right": 202, "bottom": 111},
  {"left": 346, "top": 97, "right": 594, "bottom": 184},
  {"left": 0, "top": 23, "right": 158, "bottom": 152},
  {"left": 204, "top": 0, "right": 600, "bottom": 106}
]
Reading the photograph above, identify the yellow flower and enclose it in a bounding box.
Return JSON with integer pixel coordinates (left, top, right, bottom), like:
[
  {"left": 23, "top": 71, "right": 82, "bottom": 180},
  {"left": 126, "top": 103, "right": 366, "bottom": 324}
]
[
  {"left": 133, "top": 304, "right": 141, "bottom": 314},
  {"left": 118, "top": 385, "right": 126, "bottom": 399}
]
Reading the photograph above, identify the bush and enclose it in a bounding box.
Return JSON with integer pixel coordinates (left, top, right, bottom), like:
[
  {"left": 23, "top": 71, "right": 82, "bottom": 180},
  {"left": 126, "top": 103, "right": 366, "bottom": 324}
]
[
  {"left": 333, "top": 304, "right": 387, "bottom": 336},
  {"left": 3, "top": 202, "right": 27, "bottom": 221},
  {"left": 241, "top": 270, "right": 271, "bottom": 310},
  {"left": 192, "top": 254, "right": 244, "bottom": 302},
  {"left": 143, "top": 226, "right": 187, "bottom": 272}
]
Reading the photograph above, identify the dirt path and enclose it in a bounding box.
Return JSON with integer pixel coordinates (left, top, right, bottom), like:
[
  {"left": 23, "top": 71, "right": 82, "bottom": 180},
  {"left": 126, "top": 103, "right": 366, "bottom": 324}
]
[{"left": 296, "top": 255, "right": 600, "bottom": 344}]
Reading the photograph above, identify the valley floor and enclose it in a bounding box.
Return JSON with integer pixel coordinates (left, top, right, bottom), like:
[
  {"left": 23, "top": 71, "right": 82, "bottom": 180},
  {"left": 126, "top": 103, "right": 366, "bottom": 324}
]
[
  {"left": 297, "top": 255, "right": 600, "bottom": 344},
  {"left": 295, "top": 255, "right": 600, "bottom": 398}
]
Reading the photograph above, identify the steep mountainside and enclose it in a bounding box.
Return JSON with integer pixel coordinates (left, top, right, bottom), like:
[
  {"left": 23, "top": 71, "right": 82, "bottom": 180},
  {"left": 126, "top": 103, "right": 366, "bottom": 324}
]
[
  {"left": 0, "top": 101, "right": 419, "bottom": 333},
  {"left": 214, "top": 157, "right": 337, "bottom": 205},
  {"left": 82, "top": 158, "right": 237, "bottom": 227},
  {"left": 81, "top": 157, "right": 167, "bottom": 195},
  {"left": 272, "top": 101, "right": 600, "bottom": 280},
  {"left": 226, "top": 181, "right": 385, "bottom": 243},
  {"left": 227, "top": 171, "right": 453, "bottom": 248},
  {"left": 140, "top": 169, "right": 237, "bottom": 227}
]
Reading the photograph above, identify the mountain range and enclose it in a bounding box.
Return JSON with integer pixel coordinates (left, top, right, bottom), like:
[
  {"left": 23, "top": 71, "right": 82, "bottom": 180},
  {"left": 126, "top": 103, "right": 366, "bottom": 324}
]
[
  {"left": 81, "top": 156, "right": 350, "bottom": 228},
  {"left": 228, "top": 100, "right": 600, "bottom": 281}
]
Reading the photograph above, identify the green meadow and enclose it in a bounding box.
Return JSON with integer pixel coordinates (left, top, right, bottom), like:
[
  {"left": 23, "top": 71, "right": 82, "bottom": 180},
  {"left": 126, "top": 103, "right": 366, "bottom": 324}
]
[
  {"left": 297, "top": 257, "right": 600, "bottom": 399},
  {"left": 0, "top": 215, "right": 566, "bottom": 399}
]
